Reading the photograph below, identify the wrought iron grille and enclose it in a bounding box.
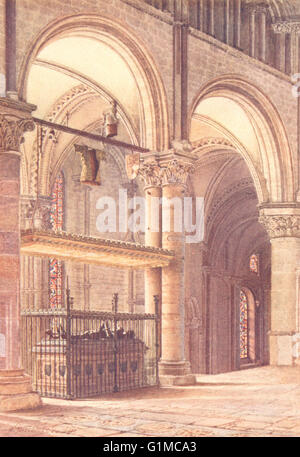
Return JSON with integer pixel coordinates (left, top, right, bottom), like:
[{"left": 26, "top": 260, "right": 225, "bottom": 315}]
[{"left": 21, "top": 292, "right": 159, "bottom": 399}]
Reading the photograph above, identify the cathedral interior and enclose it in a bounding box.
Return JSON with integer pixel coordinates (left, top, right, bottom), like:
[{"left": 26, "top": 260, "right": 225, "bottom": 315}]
[{"left": 0, "top": 0, "right": 300, "bottom": 431}]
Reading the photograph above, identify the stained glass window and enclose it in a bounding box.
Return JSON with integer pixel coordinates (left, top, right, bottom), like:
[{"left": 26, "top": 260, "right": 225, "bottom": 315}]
[
  {"left": 249, "top": 254, "right": 259, "bottom": 274},
  {"left": 49, "top": 172, "right": 64, "bottom": 308},
  {"left": 240, "top": 290, "right": 248, "bottom": 359},
  {"left": 50, "top": 172, "right": 64, "bottom": 230}
]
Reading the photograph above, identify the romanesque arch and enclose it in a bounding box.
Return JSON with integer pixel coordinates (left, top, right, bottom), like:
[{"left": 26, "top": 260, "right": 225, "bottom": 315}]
[
  {"left": 18, "top": 14, "right": 169, "bottom": 153},
  {"left": 189, "top": 75, "right": 295, "bottom": 204}
]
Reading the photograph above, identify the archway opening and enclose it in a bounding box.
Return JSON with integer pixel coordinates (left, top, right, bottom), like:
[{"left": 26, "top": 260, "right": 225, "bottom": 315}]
[{"left": 185, "top": 81, "right": 278, "bottom": 374}]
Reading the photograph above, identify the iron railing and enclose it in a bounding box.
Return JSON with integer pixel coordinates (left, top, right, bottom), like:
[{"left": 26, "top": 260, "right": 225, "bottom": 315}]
[{"left": 21, "top": 291, "right": 159, "bottom": 399}]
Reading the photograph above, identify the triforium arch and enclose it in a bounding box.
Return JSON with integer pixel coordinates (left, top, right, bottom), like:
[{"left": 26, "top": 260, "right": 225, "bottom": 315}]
[
  {"left": 189, "top": 75, "right": 295, "bottom": 204},
  {"left": 18, "top": 13, "right": 170, "bottom": 153}
]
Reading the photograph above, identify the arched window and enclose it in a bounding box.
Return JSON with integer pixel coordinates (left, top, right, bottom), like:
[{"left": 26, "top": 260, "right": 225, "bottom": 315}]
[
  {"left": 249, "top": 254, "right": 259, "bottom": 274},
  {"left": 240, "top": 290, "right": 248, "bottom": 359},
  {"left": 49, "top": 172, "right": 64, "bottom": 307}
]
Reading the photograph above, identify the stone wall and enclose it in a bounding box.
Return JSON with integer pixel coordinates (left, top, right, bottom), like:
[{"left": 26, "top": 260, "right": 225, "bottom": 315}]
[{"left": 0, "top": 0, "right": 4, "bottom": 77}]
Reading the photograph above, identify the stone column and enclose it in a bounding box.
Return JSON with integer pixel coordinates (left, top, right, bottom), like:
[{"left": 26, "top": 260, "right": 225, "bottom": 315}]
[
  {"left": 259, "top": 209, "right": 300, "bottom": 366},
  {"left": 0, "top": 99, "right": 41, "bottom": 411},
  {"left": 248, "top": 6, "right": 256, "bottom": 58},
  {"left": 5, "top": 0, "right": 17, "bottom": 99},
  {"left": 233, "top": 0, "right": 241, "bottom": 49},
  {"left": 274, "top": 33, "right": 286, "bottom": 73},
  {"left": 208, "top": 0, "right": 215, "bottom": 37},
  {"left": 122, "top": 181, "right": 140, "bottom": 313},
  {"left": 257, "top": 5, "right": 268, "bottom": 62},
  {"left": 158, "top": 157, "right": 196, "bottom": 385},
  {"left": 224, "top": 0, "right": 230, "bottom": 45},
  {"left": 139, "top": 161, "right": 162, "bottom": 315}
]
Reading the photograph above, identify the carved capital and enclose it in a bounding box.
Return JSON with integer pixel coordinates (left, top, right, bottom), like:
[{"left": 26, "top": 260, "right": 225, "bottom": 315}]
[
  {"left": 138, "top": 161, "right": 162, "bottom": 187},
  {"left": 272, "top": 21, "right": 300, "bottom": 34},
  {"left": 160, "top": 159, "right": 195, "bottom": 186},
  {"left": 259, "top": 214, "right": 300, "bottom": 238},
  {"left": 0, "top": 115, "right": 35, "bottom": 153}
]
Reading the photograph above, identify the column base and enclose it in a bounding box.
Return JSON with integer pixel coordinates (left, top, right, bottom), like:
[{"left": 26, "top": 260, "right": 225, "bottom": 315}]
[
  {"left": 0, "top": 370, "right": 41, "bottom": 412},
  {"left": 158, "top": 360, "right": 196, "bottom": 386}
]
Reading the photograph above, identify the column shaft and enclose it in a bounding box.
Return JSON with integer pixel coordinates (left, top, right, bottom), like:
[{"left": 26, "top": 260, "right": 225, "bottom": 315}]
[
  {"left": 0, "top": 151, "right": 21, "bottom": 370},
  {"left": 0, "top": 105, "right": 41, "bottom": 411},
  {"left": 259, "top": 11, "right": 266, "bottom": 61},
  {"left": 249, "top": 10, "right": 256, "bottom": 57},
  {"left": 275, "top": 33, "right": 286, "bottom": 72},
  {"left": 269, "top": 237, "right": 300, "bottom": 365},
  {"left": 233, "top": 0, "right": 241, "bottom": 48},
  {"left": 5, "top": 0, "right": 16, "bottom": 95},
  {"left": 145, "top": 186, "right": 162, "bottom": 315},
  {"left": 224, "top": 0, "right": 230, "bottom": 44},
  {"left": 159, "top": 177, "right": 195, "bottom": 385}
]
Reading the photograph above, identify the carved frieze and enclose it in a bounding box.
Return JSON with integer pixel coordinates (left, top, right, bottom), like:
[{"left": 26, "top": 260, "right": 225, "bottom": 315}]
[
  {"left": 192, "top": 137, "right": 235, "bottom": 151},
  {"left": 272, "top": 21, "right": 300, "bottom": 34}
]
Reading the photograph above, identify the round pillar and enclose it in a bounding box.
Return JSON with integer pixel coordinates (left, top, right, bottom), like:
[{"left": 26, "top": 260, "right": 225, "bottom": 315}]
[
  {"left": 144, "top": 185, "right": 162, "bottom": 314},
  {"left": 158, "top": 158, "right": 196, "bottom": 386},
  {"left": 260, "top": 210, "right": 300, "bottom": 366},
  {"left": 0, "top": 103, "right": 41, "bottom": 411}
]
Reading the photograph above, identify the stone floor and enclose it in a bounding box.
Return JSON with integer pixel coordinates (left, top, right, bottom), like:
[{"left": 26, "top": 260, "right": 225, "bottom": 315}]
[{"left": 0, "top": 366, "right": 300, "bottom": 437}]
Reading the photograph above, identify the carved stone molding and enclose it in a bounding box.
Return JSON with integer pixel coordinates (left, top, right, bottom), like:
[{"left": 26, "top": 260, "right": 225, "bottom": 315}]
[
  {"left": 160, "top": 159, "right": 195, "bottom": 186},
  {"left": 0, "top": 115, "right": 35, "bottom": 153},
  {"left": 272, "top": 21, "right": 300, "bottom": 34},
  {"left": 192, "top": 137, "right": 235, "bottom": 151},
  {"left": 46, "top": 84, "right": 95, "bottom": 123},
  {"left": 207, "top": 178, "right": 255, "bottom": 225},
  {"left": 259, "top": 215, "right": 300, "bottom": 238}
]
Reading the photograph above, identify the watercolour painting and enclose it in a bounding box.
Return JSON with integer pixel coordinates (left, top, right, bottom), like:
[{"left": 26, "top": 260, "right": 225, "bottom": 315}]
[{"left": 0, "top": 0, "right": 300, "bottom": 440}]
